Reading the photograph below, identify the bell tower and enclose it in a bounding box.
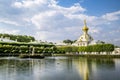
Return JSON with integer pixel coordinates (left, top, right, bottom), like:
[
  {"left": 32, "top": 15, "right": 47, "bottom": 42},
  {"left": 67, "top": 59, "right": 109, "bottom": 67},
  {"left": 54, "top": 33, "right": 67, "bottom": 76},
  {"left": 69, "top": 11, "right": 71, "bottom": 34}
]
[{"left": 74, "top": 20, "right": 93, "bottom": 46}]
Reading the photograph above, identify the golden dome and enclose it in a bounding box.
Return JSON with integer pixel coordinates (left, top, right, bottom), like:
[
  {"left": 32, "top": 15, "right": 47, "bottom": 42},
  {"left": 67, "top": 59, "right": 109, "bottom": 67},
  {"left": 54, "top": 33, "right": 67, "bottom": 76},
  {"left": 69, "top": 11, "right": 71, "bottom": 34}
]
[{"left": 82, "top": 20, "right": 89, "bottom": 32}]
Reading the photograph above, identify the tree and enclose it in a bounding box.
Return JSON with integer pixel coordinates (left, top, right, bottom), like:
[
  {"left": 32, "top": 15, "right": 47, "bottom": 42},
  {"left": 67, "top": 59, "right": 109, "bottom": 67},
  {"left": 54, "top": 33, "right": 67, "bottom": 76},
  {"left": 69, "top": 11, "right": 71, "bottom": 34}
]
[
  {"left": 63, "top": 39, "right": 73, "bottom": 44},
  {"left": 0, "top": 33, "right": 35, "bottom": 42},
  {"left": 96, "top": 40, "right": 105, "bottom": 44}
]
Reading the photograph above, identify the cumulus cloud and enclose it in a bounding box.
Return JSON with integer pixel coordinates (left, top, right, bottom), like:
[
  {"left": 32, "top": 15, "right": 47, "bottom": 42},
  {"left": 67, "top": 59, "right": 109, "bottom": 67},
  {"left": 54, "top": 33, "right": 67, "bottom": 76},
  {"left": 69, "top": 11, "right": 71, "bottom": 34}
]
[
  {"left": 0, "top": 28, "right": 19, "bottom": 34},
  {"left": 35, "top": 31, "right": 64, "bottom": 42},
  {"left": 0, "top": 18, "right": 20, "bottom": 26},
  {"left": 0, "top": 0, "right": 120, "bottom": 45},
  {"left": 13, "top": 0, "right": 48, "bottom": 8},
  {"left": 31, "top": 11, "right": 59, "bottom": 30},
  {"left": 102, "top": 11, "right": 120, "bottom": 21}
]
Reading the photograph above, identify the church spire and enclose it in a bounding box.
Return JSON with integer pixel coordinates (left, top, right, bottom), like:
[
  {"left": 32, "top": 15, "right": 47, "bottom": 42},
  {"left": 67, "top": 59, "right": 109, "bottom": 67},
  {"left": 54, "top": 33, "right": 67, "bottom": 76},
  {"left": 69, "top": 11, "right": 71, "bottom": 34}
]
[
  {"left": 84, "top": 19, "right": 87, "bottom": 27},
  {"left": 82, "top": 19, "right": 89, "bottom": 34}
]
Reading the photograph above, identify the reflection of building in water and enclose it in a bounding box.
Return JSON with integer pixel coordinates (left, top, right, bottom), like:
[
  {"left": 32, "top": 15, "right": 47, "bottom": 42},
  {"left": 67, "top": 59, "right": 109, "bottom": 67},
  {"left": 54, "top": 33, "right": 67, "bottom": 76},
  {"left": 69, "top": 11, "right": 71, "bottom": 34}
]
[
  {"left": 73, "top": 58, "right": 115, "bottom": 80},
  {"left": 74, "top": 58, "right": 89, "bottom": 80}
]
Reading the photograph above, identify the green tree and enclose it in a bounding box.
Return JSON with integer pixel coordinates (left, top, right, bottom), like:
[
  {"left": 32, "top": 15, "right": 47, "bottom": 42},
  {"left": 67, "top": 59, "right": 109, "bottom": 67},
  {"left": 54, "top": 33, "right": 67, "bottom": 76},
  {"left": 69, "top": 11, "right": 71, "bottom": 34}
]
[
  {"left": 0, "top": 33, "right": 35, "bottom": 42},
  {"left": 63, "top": 39, "right": 73, "bottom": 44}
]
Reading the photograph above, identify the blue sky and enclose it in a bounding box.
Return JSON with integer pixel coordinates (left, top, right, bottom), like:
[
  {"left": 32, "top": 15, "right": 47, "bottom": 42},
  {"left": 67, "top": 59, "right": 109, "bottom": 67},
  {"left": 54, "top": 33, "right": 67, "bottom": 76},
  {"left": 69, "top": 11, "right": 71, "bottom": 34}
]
[
  {"left": 58, "top": 0, "right": 120, "bottom": 16},
  {"left": 0, "top": 0, "right": 120, "bottom": 46}
]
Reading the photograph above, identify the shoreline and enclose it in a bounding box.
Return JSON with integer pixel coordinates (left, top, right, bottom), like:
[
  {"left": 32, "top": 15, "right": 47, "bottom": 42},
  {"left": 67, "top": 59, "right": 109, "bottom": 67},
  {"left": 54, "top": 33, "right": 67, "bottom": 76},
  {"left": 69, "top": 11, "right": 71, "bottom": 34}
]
[
  {"left": 0, "top": 53, "right": 120, "bottom": 58},
  {"left": 52, "top": 54, "right": 120, "bottom": 58}
]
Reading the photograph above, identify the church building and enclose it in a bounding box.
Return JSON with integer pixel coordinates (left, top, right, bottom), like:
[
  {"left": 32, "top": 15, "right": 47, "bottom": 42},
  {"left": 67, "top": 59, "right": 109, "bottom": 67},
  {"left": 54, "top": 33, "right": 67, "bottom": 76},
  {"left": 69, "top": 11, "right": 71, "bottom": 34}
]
[{"left": 73, "top": 20, "right": 93, "bottom": 46}]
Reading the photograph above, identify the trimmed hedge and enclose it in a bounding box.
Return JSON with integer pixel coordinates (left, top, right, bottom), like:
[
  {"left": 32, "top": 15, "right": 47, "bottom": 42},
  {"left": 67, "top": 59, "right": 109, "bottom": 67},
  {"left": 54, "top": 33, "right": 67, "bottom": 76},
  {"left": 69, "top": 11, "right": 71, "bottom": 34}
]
[
  {"left": 78, "top": 44, "right": 114, "bottom": 52},
  {"left": 56, "top": 44, "right": 114, "bottom": 53},
  {"left": 0, "top": 42, "right": 114, "bottom": 56},
  {"left": 0, "top": 42, "right": 55, "bottom": 56}
]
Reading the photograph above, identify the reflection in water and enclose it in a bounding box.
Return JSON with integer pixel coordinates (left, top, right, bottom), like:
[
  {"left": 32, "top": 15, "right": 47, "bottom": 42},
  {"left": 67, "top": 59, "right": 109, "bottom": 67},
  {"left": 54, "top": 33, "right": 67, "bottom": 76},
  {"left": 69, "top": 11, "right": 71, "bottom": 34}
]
[
  {"left": 73, "top": 57, "right": 115, "bottom": 80},
  {"left": 73, "top": 57, "right": 89, "bottom": 80},
  {"left": 0, "top": 57, "right": 119, "bottom": 80}
]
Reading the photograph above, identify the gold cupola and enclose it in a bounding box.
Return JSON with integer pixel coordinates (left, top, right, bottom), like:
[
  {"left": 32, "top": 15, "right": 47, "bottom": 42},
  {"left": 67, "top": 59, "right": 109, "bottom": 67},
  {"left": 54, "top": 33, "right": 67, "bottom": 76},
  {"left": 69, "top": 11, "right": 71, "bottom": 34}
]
[
  {"left": 73, "top": 19, "right": 93, "bottom": 46},
  {"left": 82, "top": 20, "right": 89, "bottom": 33}
]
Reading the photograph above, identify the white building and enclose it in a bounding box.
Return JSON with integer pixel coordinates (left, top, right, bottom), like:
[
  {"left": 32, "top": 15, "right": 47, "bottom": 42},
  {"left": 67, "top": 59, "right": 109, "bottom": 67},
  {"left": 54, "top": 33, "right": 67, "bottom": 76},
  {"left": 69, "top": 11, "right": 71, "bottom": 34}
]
[
  {"left": 73, "top": 20, "right": 93, "bottom": 46},
  {"left": 0, "top": 36, "right": 16, "bottom": 42},
  {"left": 54, "top": 42, "right": 67, "bottom": 46},
  {"left": 113, "top": 48, "right": 120, "bottom": 54}
]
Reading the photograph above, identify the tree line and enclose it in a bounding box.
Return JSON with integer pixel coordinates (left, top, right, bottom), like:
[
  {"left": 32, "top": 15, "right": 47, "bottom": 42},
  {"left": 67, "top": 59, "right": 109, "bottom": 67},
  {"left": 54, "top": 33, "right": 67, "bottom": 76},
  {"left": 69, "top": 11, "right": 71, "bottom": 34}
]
[
  {"left": 0, "top": 33, "right": 35, "bottom": 42},
  {"left": 63, "top": 39, "right": 105, "bottom": 44},
  {"left": 56, "top": 44, "right": 114, "bottom": 54},
  {"left": 0, "top": 41, "right": 115, "bottom": 56}
]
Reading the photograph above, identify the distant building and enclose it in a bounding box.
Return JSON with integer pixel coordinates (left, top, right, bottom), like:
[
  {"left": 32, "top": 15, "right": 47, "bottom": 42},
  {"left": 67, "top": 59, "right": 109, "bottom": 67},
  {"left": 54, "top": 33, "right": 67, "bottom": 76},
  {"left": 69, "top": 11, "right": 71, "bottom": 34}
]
[
  {"left": 73, "top": 20, "right": 93, "bottom": 46},
  {"left": 54, "top": 42, "right": 67, "bottom": 46},
  {"left": 29, "top": 40, "right": 53, "bottom": 45},
  {"left": 113, "top": 48, "right": 120, "bottom": 54},
  {"left": 0, "top": 36, "right": 16, "bottom": 42}
]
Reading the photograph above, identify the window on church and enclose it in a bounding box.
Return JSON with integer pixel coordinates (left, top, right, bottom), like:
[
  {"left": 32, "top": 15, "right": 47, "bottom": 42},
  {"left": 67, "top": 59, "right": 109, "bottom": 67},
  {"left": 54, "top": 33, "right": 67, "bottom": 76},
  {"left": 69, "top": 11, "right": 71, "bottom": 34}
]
[
  {"left": 83, "top": 43, "right": 85, "bottom": 45},
  {"left": 80, "top": 43, "right": 82, "bottom": 45}
]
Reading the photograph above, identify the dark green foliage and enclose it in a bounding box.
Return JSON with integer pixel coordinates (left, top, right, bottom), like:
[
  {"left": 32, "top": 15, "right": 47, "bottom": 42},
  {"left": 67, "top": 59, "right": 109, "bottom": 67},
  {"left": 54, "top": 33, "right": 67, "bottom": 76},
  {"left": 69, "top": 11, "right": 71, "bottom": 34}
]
[
  {"left": 63, "top": 39, "right": 73, "bottom": 44},
  {"left": 56, "top": 44, "right": 114, "bottom": 53},
  {"left": 78, "top": 44, "right": 114, "bottom": 52},
  {"left": 56, "top": 46, "right": 79, "bottom": 53},
  {"left": 0, "top": 42, "right": 55, "bottom": 56},
  {"left": 0, "top": 42, "right": 114, "bottom": 56},
  {"left": 0, "top": 41, "right": 54, "bottom": 48},
  {"left": 0, "top": 33, "right": 35, "bottom": 42}
]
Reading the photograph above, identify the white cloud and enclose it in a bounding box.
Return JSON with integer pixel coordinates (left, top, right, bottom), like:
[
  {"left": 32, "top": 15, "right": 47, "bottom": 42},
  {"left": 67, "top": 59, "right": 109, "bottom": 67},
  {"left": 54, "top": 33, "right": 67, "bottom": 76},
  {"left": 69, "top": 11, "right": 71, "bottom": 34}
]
[
  {"left": 0, "top": 0, "right": 120, "bottom": 45},
  {"left": 49, "top": 3, "right": 86, "bottom": 14},
  {"left": 35, "top": 31, "right": 64, "bottom": 42},
  {"left": 30, "top": 0, "right": 86, "bottom": 32},
  {"left": 14, "top": 0, "right": 120, "bottom": 45},
  {"left": 13, "top": 0, "right": 48, "bottom": 8},
  {"left": 0, "top": 29, "right": 19, "bottom": 34},
  {"left": 13, "top": 2, "right": 22, "bottom": 8},
  {"left": 89, "top": 28, "right": 100, "bottom": 34},
  {"left": 102, "top": 10, "right": 120, "bottom": 21},
  {"left": 0, "top": 19, "right": 20, "bottom": 26},
  {"left": 31, "top": 11, "right": 58, "bottom": 30}
]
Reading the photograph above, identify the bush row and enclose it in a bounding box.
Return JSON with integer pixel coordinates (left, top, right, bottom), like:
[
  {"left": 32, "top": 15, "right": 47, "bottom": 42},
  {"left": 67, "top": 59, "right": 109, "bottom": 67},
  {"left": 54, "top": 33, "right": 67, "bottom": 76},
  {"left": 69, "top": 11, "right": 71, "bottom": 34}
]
[
  {"left": 0, "top": 43, "right": 114, "bottom": 56},
  {"left": 56, "top": 44, "right": 114, "bottom": 53},
  {"left": 0, "top": 45, "right": 65, "bottom": 56}
]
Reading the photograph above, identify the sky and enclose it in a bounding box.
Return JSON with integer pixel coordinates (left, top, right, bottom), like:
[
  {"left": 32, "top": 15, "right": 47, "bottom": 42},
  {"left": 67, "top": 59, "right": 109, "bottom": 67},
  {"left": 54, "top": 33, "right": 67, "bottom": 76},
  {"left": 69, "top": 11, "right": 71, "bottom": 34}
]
[{"left": 0, "top": 0, "right": 120, "bottom": 46}]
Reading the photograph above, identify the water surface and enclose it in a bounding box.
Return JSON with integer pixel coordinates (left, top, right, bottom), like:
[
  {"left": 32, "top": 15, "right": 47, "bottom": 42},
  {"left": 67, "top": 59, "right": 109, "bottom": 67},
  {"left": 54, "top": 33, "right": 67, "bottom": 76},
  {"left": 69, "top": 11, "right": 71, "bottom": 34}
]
[{"left": 0, "top": 57, "right": 120, "bottom": 80}]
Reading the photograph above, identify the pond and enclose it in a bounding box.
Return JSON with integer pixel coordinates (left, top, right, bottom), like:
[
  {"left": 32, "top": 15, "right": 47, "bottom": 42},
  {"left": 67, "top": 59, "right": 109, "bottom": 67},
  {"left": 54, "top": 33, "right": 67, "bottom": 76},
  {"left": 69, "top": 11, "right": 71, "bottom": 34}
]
[{"left": 0, "top": 57, "right": 120, "bottom": 80}]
